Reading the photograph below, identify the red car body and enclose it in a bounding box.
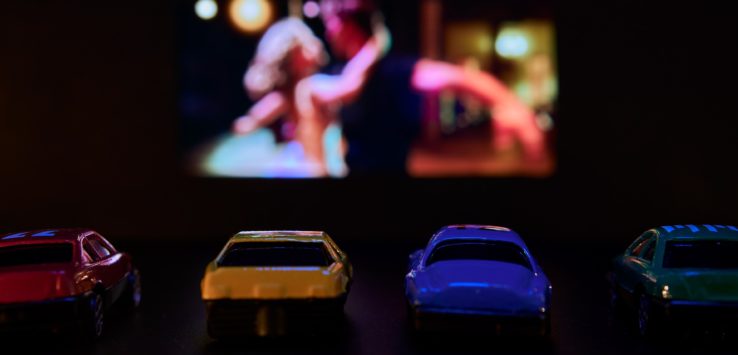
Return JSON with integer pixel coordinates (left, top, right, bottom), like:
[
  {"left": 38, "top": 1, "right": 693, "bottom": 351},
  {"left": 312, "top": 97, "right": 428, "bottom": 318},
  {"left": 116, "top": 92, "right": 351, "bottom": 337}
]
[{"left": 0, "top": 229, "right": 140, "bottom": 337}]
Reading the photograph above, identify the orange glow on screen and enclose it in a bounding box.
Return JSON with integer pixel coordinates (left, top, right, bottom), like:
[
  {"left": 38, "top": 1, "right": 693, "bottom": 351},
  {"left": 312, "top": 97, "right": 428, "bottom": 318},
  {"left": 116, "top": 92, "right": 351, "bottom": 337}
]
[{"left": 229, "top": 0, "right": 274, "bottom": 34}]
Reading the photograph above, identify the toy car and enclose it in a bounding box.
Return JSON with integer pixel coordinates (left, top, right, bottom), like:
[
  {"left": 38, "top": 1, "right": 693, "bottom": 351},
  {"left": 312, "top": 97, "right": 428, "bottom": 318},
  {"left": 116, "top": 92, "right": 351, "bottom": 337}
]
[
  {"left": 609, "top": 224, "right": 738, "bottom": 337},
  {"left": 405, "top": 225, "right": 552, "bottom": 336},
  {"left": 201, "top": 231, "right": 352, "bottom": 338},
  {"left": 0, "top": 229, "right": 141, "bottom": 338}
]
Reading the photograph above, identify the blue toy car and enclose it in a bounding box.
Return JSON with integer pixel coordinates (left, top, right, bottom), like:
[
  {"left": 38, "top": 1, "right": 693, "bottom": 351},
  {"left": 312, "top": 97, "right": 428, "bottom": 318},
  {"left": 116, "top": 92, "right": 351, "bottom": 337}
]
[{"left": 405, "top": 225, "right": 552, "bottom": 336}]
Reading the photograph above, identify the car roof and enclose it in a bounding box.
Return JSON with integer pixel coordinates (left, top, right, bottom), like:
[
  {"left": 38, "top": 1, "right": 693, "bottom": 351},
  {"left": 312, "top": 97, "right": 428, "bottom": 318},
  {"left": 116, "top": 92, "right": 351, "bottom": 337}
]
[
  {"left": 655, "top": 224, "right": 738, "bottom": 241},
  {"left": 429, "top": 225, "right": 527, "bottom": 249},
  {"left": 229, "top": 230, "right": 329, "bottom": 243},
  {"left": 0, "top": 228, "right": 94, "bottom": 246}
]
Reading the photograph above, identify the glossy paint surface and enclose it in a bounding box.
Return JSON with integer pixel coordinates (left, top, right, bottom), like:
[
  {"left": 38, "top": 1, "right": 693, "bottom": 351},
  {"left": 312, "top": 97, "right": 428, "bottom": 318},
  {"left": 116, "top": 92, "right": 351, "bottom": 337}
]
[
  {"left": 611, "top": 224, "right": 738, "bottom": 304},
  {"left": 405, "top": 225, "right": 551, "bottom": 317},
  {"left": 0, "top": 229, "right": 134, "bottom": 304},
  {"left": 201, "top": 231, "right": 352, "bottom": 301}
]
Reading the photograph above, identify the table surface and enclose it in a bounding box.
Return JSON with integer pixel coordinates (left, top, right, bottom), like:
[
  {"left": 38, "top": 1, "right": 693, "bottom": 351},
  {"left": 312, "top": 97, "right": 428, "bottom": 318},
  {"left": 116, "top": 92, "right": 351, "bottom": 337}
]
[{"left": 3, "top": 239, "right": 738, "bottom": 355}]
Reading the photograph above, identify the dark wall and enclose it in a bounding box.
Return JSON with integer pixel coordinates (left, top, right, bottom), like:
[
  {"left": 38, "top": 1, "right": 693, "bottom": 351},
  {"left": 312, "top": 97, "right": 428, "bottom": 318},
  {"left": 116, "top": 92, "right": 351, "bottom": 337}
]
[
  {"left": 1, "top": 1, "right": 737, "bottom": 242},
  {"left": 556, "top": 1, "right": 738, "bottom": 233}
]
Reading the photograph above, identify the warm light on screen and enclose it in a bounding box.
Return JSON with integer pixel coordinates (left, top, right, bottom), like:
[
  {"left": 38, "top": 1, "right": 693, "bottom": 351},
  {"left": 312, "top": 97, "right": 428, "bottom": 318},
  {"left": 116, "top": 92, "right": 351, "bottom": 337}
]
[
  {"left": 195, "top": 0, "right": 218, "bottom": 20},
  {"left": 229, "top": 0, "right": 274, "bottom": 34},
  {"left": 477, "top": 35, "right": 494, "bottom": 54}
]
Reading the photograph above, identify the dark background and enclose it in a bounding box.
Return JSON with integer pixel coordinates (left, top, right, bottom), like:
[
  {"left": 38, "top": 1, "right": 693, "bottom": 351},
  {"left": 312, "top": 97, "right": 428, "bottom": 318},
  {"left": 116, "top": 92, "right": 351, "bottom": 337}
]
[
  {"left": 1, "top": 0, "right": 737, "bottom": 243},
  {"left": 2, "top": 2, "right": 738, "bottom": 354}
]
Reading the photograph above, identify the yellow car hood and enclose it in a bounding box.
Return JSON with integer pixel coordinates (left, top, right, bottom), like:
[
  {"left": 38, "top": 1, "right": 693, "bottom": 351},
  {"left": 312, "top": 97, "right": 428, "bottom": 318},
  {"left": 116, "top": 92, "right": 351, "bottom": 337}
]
[{"left": 201, "top": 262, "right": 349, "bottom": 300}]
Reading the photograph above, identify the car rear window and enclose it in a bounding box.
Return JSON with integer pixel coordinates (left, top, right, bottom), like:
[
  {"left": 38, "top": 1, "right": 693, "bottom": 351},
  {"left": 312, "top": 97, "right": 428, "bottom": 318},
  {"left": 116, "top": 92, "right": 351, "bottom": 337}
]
[
  {"left": 218, "top": 242, "right": 333, "bottom": 267},
  {"left": 426, "top": 240, "right": 531, "bottom": 269},
  {"left": 663, "top": 240, "right": 738, "bottom": 269},
  {"left": 0, "top": 243, "right": 73, "bottom": 267}
]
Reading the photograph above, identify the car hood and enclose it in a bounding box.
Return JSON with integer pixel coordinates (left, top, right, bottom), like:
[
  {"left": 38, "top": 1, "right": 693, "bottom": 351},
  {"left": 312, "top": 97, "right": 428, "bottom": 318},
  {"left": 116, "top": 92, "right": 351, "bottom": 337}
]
[
  {"left": 0, "top": 263, "right": 77, "bottom": 304},
  {"left": 416, "top": 260, "right": 543, "bottom": 313},
  {"left": 663, "top": 270, "right": 738, "bottom": 302}
]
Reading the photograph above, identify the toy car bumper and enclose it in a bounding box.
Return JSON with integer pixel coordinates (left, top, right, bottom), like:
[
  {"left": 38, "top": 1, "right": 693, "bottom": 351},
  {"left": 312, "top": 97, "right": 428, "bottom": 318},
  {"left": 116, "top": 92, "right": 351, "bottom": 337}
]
[
  {"left": 655, "top": 299, "right": 738, "bottom": 328},
  {"left": 205, "top": 296, "right": 347, "bottom": 338},
  {"left": 0, "top": 295, "right": 89, "bottom": 333},
  {"left": 411, "top": 306, "right": 549, "bottom": 336}
]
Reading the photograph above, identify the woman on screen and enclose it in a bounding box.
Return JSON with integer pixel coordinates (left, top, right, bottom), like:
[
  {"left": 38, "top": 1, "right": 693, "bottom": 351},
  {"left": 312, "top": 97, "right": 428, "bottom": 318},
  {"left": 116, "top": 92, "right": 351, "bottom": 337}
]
[
  {"left": 232, "top": 17, "right": 333, "bottom": 176},
  {"left": 232, "top": 15, "right": 390, "bottom": 177}
]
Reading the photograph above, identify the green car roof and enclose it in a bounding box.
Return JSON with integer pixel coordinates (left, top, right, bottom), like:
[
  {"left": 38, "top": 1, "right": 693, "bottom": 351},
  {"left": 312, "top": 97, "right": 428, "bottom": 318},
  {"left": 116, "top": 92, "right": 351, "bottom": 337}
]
[{"left": 656, "top": 224, "right": 738, "bottom": 240}]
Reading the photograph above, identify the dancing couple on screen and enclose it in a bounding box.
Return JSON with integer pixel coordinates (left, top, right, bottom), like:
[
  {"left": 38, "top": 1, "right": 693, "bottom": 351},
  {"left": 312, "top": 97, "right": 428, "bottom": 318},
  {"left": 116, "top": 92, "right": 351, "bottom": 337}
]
[{"left": 232, "top": 0, "right": 545, "bottom": 177}]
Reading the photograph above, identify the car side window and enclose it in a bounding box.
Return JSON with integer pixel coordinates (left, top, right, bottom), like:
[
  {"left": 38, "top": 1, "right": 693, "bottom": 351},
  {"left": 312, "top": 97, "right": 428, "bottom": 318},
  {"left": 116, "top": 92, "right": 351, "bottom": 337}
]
[
  {"left": 81, "top": 246, "right": 92, "bottom": 263},
  {"left": 628, "top": 232, "right": 654, "bottom": 256},
  {"left": 83, "top": 240, "right": 101, "bottom": 262},
  {"left": 640, "top": 239, "right": 656, "bottom": 262},
  {"left": 626, "top": 238, "right": 642, "bottom": 256},
  {"left": 89, "top": 238, "right": 112, "bottom": 259},
  {"left": 322, "top": 241, "right": 339, "bottom": 262},
  {"left": 631, "top": 236, "right": 654, "bottom": 258},
  {"left": 94, "top": 234, "right": 117, "bottom": 254}
]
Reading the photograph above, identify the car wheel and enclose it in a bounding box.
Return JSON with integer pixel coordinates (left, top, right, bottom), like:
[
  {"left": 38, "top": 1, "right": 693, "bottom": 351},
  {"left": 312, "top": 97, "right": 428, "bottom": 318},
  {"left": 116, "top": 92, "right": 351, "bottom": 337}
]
[
  {"left": 608, "top": 284, "right": 618, "bottom": 308},
  {"left": 85, "top": 293, "right": 104, "bottom": 339},
  {"left": 406, "top": 303, "right": 422, "bottom": 334},
  {"left": 121, "top": 269, "right": 142, "bottom": 309},
  {"left": 609, "top": 283, "right": 625, "bottom": 315},
  {"left": 542, "top": 312, "right": 552, "bottom": 337},
  {"left": 637, "top": 293, "right": 655, "bottom": 338},
  {"left": 205, "top": 302, "right": 225, "bottom": 340}
]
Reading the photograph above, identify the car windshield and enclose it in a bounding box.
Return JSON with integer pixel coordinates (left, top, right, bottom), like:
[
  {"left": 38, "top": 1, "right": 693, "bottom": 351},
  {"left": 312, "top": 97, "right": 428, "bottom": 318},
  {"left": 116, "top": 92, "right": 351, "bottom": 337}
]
[
  {"left": 0, "top": 243, "right": 73, "bottom": 267},
  {"left": 663, "top": 240, "right": 738, "bottom": 269},
  {"left": 426, "top": 240, "right": 531, "bottom": 269},
  {"left": 218, "top": 241, "right": 333, "bottom": 267}
]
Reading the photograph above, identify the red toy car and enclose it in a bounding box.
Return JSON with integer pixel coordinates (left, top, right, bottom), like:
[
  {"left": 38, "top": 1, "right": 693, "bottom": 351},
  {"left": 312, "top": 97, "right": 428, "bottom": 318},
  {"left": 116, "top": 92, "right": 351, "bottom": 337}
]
[{"left": 0, "top": 229, "right": 141, "bottom": 338}]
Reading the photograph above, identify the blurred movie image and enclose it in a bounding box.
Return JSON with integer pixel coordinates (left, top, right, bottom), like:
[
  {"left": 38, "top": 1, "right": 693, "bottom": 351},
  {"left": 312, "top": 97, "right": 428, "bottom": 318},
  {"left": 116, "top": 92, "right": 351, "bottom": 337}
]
[{"left": 179, "top": 0, "right": 557, "bottom": 178}]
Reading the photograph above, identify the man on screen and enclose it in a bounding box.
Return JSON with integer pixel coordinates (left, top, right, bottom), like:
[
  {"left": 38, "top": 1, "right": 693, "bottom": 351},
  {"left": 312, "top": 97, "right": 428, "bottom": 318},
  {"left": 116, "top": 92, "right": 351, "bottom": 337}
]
[{"left": 308, "top": 0, "right": 546, "bottom": 176}]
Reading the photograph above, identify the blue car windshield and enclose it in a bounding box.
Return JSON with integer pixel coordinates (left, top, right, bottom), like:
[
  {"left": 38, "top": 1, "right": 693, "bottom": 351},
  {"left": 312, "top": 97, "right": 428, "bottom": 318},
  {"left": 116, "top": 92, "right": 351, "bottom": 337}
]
[
  {"left": 663, "top": 240, "right": 738, "bottom": 269},
  {"left": 218, "top": 242, "right": 333, "bottom": 267},
  {"left": 426, "top": 240, "right": 531, "bottom": 270}
]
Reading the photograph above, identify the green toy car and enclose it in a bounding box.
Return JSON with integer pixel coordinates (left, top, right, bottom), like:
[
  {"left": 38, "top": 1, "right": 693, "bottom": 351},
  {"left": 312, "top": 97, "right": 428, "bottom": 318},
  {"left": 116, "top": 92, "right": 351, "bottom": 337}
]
[{"left": 609, "top": 224, "right": 738, "bottom": 337}]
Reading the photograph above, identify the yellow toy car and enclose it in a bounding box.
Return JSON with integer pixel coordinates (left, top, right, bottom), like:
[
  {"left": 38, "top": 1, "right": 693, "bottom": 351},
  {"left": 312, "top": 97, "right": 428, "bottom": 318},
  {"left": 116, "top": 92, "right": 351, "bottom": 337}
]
[{"left": 201, "top": 231, "right": 352, "bottom": 338}]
